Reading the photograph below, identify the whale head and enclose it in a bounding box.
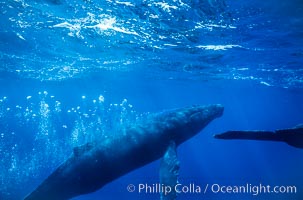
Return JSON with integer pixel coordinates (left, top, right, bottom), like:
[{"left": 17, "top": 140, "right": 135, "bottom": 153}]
[{"left": 159, "top": 104, "right": 224, "bottom": 145}]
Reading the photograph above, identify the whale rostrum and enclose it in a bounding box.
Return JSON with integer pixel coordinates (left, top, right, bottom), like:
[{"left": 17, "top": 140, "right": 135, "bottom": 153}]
[{"left": 25, "top": 104, "right": 224, "bottom": 200}]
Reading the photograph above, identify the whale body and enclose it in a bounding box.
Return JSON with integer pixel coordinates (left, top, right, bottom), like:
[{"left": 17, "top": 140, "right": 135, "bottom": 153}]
[{"left": 25, "top": 104, "right": 224, "bottom": 200}]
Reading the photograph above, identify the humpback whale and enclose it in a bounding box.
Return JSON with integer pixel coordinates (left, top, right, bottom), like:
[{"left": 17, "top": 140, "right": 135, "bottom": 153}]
[
  {"left": 25, "top": 104, "right": 224, "bottom": 200},
  {"left": 214, "top": 124, "right": 303, "bottom": 149}
]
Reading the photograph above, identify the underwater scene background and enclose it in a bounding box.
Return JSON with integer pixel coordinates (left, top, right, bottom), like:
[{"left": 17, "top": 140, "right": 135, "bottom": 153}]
[{"left": 1, "top": 0, "right": 303, "bottom": 199}]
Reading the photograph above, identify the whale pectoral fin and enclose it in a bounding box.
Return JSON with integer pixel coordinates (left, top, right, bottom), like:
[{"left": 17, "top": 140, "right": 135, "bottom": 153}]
[
  {"left": 73, "top": 142, "right": 94, "bottom": 157},
  {"left": 214, "top": 130, "right": 279, "bottom": 141},
  {"left": 275, "top": 128, "right": 303, "bottom": 148},
  {"left": 159, "top": 141, "right": 180, "bottom": 200},
  {"left": 293, "top": 124, "right": 303, "bottom": 129}
]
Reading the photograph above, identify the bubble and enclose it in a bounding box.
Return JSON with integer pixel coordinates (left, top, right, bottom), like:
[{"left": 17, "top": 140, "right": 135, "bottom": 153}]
[
  {"left": 12, "top": 144, "right": 17, "bottom": 150},
  {"left": 120, "top": 99, "right": 128, "bottom": 107},
  {"left": 0, "top": 94, "right": 139, "bottom": 189},
  {"left": 6, "top": 108, "right": 10, "bottom": 111},
  {"left": 0, "top": 96, "right": 7, "bottom": 103},
  {"left": 98, "top": 95, "right": 104, "bottom": 102}
]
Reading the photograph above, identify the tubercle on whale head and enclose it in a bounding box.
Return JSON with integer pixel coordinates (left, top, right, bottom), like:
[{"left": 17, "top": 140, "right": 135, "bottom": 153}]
[
  {"left": 189, "top": 104, "right": 224, "bottom": 121},
  {"left": 186, "top": 104, "right": 224, "bottom": 128},
  {"left": 169, "top": 104, "right": 224, "bottom": 144}
]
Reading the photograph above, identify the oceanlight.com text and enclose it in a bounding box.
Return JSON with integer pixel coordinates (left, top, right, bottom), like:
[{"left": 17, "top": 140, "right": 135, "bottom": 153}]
[
  {"left": 208, "top": 183, "right": 297, "bottom": 196},
  {"left": 127, "top": 183, "right": 297, "bottom": 196}
]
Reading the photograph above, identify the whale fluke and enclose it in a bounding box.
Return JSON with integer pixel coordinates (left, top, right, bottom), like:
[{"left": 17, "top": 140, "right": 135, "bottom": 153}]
[
  {"left": 214, "top": 124, "right": 303, "bottom": 149},
  {"left": 25, "top": 104, "right": 223, "bottom": 200}
]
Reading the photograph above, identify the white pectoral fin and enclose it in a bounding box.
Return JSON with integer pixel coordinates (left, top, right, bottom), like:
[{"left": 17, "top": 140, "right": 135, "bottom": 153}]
[{"left": 159, "top": 141, "right": 180, "bottom": 200}]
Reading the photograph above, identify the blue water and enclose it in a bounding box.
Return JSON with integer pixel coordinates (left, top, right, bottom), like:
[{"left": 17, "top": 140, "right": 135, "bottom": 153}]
[{"left": 1, "top": 0, "right": 303, "bottom": 199}]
